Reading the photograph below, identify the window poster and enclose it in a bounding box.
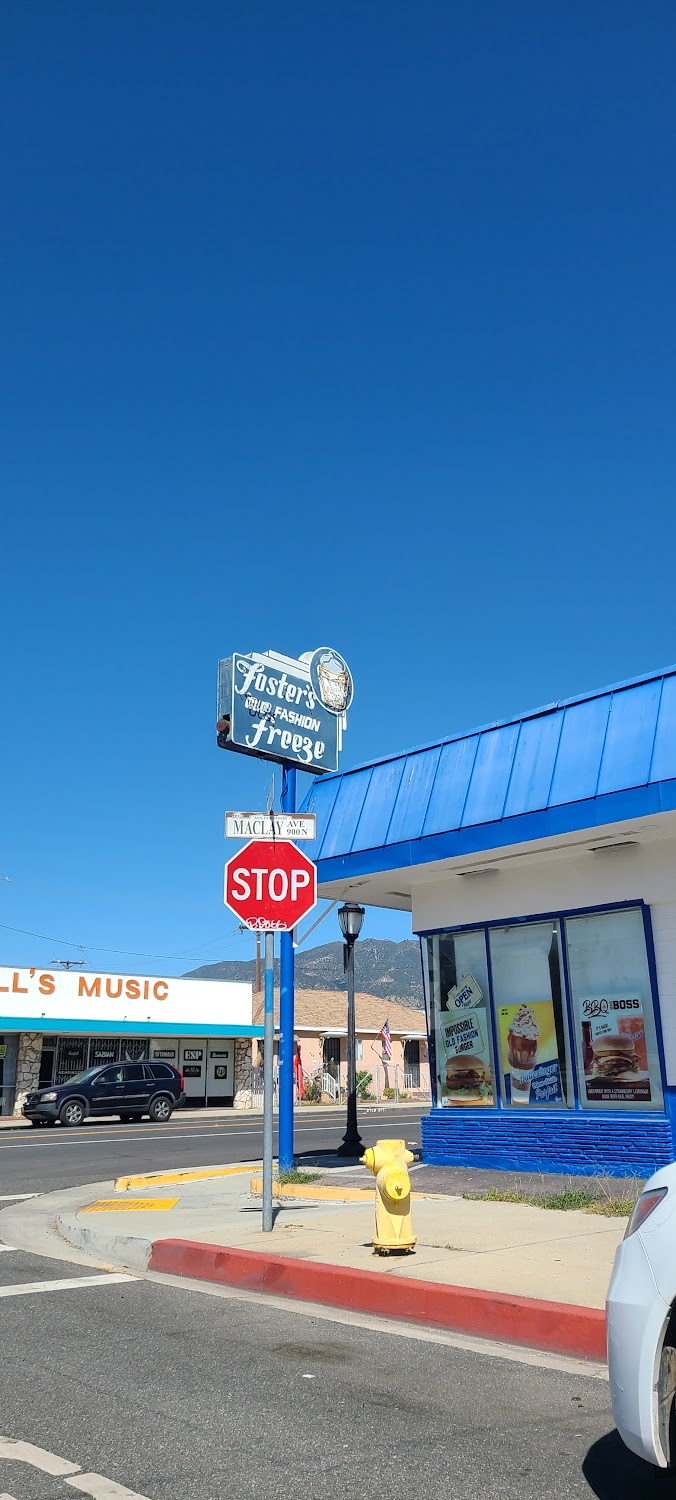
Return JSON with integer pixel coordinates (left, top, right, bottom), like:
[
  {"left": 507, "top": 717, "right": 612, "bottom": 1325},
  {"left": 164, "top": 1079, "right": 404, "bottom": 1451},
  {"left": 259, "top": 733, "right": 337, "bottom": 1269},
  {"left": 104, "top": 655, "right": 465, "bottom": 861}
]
[
  {"left": 437, "top": 973, "right": 494, "bottom": 1106},
  {"left": 497, "top": 1001, "right": 565, "bottom": 1105},
  {"left": 578, "top": 996, "right": 652, "bottom": 1104}
]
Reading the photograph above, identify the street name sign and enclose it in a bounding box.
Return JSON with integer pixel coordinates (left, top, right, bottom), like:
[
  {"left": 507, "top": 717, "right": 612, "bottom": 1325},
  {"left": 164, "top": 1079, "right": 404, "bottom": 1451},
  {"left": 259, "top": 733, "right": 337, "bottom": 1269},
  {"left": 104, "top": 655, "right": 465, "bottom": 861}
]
[
  {"left": 224, "top": 839, "right": 317, "bottom": 931},
  {"left": 225, "top": 811, "right": 316, "bottom": 841}
]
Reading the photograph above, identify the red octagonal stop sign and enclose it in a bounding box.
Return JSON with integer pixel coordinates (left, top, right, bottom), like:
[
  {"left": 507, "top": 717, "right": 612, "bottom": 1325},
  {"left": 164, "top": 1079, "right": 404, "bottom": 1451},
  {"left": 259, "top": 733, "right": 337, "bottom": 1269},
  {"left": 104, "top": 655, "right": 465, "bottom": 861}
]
[{"left": 224, "top": 838, "right": 317, "bottom": 931}]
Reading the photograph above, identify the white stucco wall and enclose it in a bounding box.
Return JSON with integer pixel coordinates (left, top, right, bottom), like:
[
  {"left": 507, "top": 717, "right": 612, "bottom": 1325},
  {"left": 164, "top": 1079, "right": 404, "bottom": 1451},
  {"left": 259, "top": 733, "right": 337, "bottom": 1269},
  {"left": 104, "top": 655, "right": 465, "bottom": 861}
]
[{"left": 412, "top": 836, "right": 676, "bottom": 1084}]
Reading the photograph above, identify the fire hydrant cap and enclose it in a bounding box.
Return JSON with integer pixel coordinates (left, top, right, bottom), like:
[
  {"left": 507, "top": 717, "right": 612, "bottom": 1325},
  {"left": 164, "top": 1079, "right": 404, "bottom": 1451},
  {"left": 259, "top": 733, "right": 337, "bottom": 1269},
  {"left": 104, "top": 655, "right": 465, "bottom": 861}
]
[
  {"left": 381, "top": 1165, "right": 410, "bottom": 1201},
  {"left": 361, "top": 1148, "right": 376, "bottom": 1173}
]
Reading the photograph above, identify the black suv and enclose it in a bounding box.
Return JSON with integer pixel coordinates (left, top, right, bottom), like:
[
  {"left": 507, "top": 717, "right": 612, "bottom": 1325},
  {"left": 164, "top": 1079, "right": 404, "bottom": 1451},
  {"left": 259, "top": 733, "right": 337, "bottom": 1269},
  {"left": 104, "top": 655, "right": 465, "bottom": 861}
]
[{"left": 23, "top": 1061, "right": 185, "bottom": 1127}]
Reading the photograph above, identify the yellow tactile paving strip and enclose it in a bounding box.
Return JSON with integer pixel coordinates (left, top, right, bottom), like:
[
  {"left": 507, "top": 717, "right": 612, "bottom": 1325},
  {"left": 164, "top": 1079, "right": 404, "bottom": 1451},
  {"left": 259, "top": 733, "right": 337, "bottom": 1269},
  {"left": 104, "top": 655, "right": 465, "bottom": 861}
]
[
  {"left": 115, "top": 1164, "right": 260, "bottom": 1191},
  {"left": 82, "top": 1198, "right": 179, "bottom": 1213}
]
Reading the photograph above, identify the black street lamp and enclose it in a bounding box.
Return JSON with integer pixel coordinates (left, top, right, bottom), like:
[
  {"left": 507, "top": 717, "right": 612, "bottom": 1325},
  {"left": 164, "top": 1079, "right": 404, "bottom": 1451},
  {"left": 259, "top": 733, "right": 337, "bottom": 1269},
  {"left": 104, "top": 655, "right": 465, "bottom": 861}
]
[{"left": 336, "top": 901, "right": 366, "bottom": 1158}]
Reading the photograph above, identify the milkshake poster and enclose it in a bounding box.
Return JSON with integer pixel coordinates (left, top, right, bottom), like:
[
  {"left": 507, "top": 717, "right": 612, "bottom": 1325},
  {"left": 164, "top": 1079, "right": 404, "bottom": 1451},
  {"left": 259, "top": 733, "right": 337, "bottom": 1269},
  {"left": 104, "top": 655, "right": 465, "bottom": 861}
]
[
  {"left": 497, "top": 1001, "right": 564, "bottom": 1105},
  {"left": 577, "top": 996, "right": 651, "bottom": 1104}
]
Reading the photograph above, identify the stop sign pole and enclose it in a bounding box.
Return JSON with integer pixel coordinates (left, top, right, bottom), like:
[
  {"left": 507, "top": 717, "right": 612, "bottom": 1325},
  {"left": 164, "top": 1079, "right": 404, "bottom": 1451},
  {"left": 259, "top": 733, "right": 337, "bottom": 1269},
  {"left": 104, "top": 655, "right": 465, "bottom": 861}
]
[
  {"left": 279, "top": 766, "right": 297, "bottom": 1178},
  {"left": 261, "top": 929, "right": 275, "bottom": 1232},
  {"left": 224, "top": 834, "right": 317, "bottom": 1228}
]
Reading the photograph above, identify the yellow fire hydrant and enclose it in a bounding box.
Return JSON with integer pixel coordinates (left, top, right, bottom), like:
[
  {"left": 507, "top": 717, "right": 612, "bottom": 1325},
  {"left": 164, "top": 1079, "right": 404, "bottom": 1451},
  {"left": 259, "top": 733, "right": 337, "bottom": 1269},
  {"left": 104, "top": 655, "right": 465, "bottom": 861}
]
[{"left": 361, "top": 1138, "right": 416, "bottom": 1255}]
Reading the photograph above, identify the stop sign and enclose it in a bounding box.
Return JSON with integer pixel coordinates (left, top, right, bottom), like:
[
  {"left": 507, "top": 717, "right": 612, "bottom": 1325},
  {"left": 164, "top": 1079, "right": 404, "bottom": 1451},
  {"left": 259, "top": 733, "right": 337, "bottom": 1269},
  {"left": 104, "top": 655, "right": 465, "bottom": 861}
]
[{"left": 224, "top": 839, "right": 317, "bottom": 931}]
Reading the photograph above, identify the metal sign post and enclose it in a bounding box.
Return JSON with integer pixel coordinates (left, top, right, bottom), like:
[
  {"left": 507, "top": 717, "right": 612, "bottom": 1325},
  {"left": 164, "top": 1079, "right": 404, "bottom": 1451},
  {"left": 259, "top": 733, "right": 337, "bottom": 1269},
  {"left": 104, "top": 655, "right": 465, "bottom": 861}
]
[
  {"left": 216, "top": 645, "right": 353, "bottom": 1188},
  {"left": 262, "top": 930, "right": 275, "bottom": 1233},
  {"left": 222, "top": 830, "right": 317, "bottom": 1226},
  {"left": 278, "top": 765, "right": 297, "bottom": 1174}
]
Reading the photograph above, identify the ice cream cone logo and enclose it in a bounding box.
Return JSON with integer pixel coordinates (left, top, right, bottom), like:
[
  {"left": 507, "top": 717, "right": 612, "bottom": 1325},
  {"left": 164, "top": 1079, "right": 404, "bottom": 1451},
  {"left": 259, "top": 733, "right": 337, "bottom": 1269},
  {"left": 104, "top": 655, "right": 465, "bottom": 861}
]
[{"left": 309, "top": 648, "right": 354, "bottom": 716}]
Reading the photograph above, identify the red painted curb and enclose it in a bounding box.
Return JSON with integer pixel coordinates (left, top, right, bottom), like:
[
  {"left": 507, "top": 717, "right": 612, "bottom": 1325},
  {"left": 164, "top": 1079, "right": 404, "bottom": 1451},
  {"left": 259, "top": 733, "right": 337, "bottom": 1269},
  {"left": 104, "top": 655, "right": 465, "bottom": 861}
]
[{"left": 148, "top": 1238, "right": 607, "bottom": 1361}]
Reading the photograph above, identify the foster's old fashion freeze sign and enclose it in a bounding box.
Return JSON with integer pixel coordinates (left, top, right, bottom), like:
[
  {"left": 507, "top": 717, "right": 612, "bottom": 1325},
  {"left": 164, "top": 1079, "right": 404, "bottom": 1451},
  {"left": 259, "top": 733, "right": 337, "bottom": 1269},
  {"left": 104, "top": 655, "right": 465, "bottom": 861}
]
[
  {"left": 0, "top": 966, "right": 253, "bottom": 1034},
  {"left": 217, "top": 647, "right": 353, "bottom": 774}
]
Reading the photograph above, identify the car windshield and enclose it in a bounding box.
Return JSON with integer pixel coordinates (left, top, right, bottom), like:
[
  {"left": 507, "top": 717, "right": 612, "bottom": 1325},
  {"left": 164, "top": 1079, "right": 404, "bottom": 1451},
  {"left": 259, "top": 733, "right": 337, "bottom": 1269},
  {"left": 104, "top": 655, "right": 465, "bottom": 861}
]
[{"left": 59, "top": 1067, "right": 99, "bottom": 1086}]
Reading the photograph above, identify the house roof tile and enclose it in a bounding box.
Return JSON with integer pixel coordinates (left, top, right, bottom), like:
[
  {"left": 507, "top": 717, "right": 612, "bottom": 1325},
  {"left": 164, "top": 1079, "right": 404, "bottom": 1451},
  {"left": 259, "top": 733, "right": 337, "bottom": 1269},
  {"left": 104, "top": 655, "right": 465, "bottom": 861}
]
[{"left": 252, "top": 988, "right": 425, "bottom": 1035}]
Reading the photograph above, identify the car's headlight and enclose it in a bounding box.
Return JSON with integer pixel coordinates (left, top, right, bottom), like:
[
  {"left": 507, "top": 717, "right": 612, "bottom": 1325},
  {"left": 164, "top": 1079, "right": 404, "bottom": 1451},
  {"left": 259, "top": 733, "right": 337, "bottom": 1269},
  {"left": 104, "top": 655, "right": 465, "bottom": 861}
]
[
  {"left": 624, "top": 1186, "right": 668, "bottom": 1238},
  {"left": 39, "top": 1092, "right": 57, "bottom": 1102}
]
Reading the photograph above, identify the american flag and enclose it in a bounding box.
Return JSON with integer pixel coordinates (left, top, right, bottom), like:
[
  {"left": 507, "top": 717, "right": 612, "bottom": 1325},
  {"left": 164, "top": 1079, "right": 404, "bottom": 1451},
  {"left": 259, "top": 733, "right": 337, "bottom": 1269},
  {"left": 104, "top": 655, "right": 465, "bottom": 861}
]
[{"left": 379, "top": 1019, "right": 392, "bottom": 1060}]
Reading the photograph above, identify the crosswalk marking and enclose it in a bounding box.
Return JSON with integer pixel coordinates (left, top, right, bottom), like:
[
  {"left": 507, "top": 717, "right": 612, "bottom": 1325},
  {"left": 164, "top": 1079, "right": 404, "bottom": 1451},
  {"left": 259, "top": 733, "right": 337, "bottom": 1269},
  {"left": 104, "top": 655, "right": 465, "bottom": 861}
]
[
  {"left": 0, "top": 1434, "right": 152, "bottom": 1499},
  {"left": 0, "top": 1435, "right": 80, "bottom": 1475},
  {"left": 67, "top": 1473, "right": 152, "bottom": 1498}
]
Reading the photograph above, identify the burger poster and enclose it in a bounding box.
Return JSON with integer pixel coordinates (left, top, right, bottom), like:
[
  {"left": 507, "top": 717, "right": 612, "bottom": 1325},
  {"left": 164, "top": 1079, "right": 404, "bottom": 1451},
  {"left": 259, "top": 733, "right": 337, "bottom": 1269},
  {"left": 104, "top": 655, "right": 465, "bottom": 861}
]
[
  {"left": 578, "top": 996, "right": 651, "bottom": 1103},
  {"left": 496, "top": 1001, "right": 564, "bottom": 1106},
  {"left": 437, "top": 975, "right": 493, "bottom": 1106}
]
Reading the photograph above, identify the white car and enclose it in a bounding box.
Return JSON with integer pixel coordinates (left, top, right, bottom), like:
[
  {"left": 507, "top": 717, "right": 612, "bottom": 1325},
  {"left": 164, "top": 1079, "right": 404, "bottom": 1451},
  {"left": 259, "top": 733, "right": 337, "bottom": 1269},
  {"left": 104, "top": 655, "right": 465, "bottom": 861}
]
[{"left": 607, "top": 1161, "right": 676, "bottom": 1469}]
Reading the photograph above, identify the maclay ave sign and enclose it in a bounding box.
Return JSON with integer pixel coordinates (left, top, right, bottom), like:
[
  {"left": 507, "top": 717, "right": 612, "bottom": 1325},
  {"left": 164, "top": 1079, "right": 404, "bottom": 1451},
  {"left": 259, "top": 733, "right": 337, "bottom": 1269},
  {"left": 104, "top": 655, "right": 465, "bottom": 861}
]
[{"left": 217, "top": 647, "right": 353, "bottom": 774}]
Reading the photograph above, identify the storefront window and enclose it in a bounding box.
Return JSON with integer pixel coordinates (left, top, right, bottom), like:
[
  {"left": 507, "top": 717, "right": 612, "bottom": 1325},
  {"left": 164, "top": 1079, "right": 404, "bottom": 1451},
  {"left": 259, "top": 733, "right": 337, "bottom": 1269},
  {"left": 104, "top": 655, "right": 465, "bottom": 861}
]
[
  {"left": 425, "top": 929, "right": 494, "bottom": 1108},
  {"left": 565, "top": 906, "right": 663, "bottom": 1113},
  {"left": 489, "top": 921, "right": 573, "bottom": 1108},
  {"left": 423, "top": 903, "right": 665, "bottom": 1114}
]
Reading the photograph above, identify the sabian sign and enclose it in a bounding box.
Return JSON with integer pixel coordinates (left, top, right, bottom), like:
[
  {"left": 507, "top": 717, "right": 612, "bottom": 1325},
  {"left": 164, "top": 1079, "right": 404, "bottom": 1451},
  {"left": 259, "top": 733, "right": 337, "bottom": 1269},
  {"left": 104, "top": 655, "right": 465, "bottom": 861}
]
[
  {"left": 225, "top": 811, "right": 316, "bottom": 841},
  {"left": 217, "top": 647, "right": 353, "bottom": 775}
]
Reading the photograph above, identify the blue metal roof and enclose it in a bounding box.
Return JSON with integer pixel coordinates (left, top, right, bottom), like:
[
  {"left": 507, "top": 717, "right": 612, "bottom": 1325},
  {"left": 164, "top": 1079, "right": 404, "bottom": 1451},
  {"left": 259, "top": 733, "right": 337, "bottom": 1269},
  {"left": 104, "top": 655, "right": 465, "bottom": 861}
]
[{"left": 300, "top": 665, "right": 676, "bottom": 883}]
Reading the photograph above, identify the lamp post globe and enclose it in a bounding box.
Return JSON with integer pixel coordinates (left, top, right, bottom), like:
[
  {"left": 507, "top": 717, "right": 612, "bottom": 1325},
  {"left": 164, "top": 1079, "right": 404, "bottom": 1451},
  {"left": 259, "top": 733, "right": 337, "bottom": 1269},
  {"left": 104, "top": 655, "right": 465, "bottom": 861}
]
[
  {"left": 338, "top": 902, "right": 365, "bottom": 942},
  {"left": 336, "top": 902, "right": 366, "bottom": 1159}
]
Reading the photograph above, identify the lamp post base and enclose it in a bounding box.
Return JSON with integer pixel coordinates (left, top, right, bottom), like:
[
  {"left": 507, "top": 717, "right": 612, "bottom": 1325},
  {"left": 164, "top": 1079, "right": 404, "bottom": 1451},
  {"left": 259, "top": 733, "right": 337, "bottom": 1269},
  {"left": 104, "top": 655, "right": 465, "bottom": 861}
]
[{"left": 336, "top": 1133, "right": 364, "bottom": 1159}]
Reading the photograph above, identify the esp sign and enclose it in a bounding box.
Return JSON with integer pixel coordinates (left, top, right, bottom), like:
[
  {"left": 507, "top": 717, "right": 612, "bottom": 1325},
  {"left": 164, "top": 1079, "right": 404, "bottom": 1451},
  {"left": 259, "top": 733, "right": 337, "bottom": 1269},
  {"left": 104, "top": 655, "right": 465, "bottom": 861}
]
[{"left": 224, "top": 839, "right": 317, "bottom": 932}]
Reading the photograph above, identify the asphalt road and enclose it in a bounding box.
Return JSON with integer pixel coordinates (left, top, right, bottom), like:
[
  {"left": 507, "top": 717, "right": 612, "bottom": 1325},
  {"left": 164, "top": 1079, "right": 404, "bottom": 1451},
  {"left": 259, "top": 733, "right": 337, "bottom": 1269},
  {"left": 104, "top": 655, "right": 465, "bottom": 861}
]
[
  {"left": 0, "top": 1107, "right": 425, "bottom": 1194},
  {"left": 0, "top": 1235, "right": 655, "bottom": 1500}
]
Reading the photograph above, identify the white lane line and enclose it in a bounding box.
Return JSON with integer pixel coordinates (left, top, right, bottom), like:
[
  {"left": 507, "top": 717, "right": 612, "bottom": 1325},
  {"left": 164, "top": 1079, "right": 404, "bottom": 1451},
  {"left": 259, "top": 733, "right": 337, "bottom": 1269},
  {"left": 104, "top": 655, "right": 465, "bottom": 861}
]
[
  {"left": 0, "top": 1118, "right": 420, "bottom": 1151},
  {"left": 67, "top": 1473, "right": 152, "bottom": 1499},
  {"left": 0, "top": 1193, "right": 39, "bottom": 1200},
  {"left": 0, "top": 1491, "right": 21, "bottom": 1498},
  {"left": 0, "top": 1435, "right": 80, "bottom": 1475},
  {"left": 0, "top": 1111, "right": 418, "bottom": 1148},
  {"left": 0, "top": 1273, "right": 131, "bottom": 1298},
  {"left": 0, "top": 1246, "right": 16, "bottom": 1253}
]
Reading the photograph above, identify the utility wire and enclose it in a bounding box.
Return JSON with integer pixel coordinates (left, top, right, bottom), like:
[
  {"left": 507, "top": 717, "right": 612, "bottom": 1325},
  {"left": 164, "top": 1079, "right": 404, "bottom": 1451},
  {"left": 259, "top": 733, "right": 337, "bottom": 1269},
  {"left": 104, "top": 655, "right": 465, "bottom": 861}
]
[{"left": 0, "top": 920, "right": 245, "bottom": 965}]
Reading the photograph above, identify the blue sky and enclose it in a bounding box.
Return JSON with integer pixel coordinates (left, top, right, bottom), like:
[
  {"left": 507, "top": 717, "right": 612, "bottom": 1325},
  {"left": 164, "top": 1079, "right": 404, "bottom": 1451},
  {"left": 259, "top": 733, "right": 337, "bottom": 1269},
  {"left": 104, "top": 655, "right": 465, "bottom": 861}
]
[{"left": 2, "top": 3, "right": 675, "bottom": 976}]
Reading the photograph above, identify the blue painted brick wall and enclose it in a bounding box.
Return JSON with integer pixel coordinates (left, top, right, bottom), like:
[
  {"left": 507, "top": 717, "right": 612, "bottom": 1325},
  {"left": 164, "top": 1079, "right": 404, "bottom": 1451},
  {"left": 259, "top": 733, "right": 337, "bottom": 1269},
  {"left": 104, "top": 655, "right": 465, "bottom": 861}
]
[{"left": 421, "top": 1107, "right": 675, "bottom": 1179}]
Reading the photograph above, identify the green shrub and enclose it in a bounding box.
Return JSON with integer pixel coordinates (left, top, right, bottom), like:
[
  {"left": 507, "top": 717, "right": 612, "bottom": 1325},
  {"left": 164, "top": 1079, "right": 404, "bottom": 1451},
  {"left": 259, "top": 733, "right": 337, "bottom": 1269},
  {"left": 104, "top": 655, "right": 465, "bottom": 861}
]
[{"left": 356, "top": 1070, "right": 373, "bottom": 1100}]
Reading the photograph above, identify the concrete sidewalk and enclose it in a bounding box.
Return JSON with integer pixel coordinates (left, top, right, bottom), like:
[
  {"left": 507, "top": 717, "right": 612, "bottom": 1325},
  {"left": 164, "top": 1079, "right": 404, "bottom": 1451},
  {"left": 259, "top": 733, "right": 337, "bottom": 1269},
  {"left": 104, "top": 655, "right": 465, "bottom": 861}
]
[
  {"left": 61, "top": 1169, "right": 624, "bottom": 1310},
  {"left": 23, "top": 1162, "right": 622, "bottom": 1361}
]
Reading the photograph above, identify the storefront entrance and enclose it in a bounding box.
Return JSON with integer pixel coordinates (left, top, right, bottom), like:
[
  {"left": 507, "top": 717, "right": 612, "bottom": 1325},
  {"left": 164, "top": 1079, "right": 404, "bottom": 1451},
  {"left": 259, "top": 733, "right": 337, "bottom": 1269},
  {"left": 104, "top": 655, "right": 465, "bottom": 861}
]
[{"left": 0, "top": 1036, "right": 18, "bottom": 1116}]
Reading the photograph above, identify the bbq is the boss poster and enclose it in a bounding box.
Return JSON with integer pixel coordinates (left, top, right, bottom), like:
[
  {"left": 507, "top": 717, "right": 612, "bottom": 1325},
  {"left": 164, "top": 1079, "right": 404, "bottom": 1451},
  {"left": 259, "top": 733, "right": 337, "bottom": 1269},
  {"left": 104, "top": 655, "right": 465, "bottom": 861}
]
[{"left": 578, "top": 995, "right": 652, "bottom": 1103}]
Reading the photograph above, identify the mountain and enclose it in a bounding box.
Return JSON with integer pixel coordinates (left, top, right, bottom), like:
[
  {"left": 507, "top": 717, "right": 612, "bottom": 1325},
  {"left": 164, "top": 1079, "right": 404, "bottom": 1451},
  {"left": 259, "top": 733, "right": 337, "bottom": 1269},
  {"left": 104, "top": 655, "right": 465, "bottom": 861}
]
[{"left": 184, "top": 937, "right": 424, "bottom": 1007}]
